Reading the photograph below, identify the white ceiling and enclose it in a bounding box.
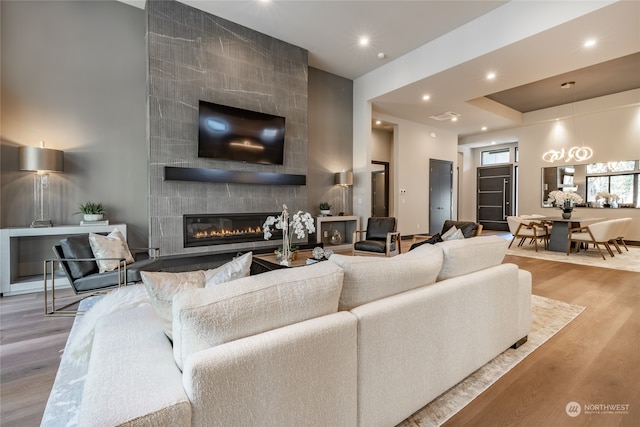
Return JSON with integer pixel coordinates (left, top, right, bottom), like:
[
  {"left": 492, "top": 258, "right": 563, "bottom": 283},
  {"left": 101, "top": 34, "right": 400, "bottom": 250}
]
[{"left": 127, "top": 1, "right": 640, "bottom": 142}]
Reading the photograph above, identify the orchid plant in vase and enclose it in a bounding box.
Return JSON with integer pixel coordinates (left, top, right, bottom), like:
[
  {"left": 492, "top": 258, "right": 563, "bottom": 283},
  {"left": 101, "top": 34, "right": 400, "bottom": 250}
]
[
  {"left": 595, "top": 191, "right": 618, "bottom": 207},
  {"left": 547, "top": 190, "right": 583, "bottom": 218},
  {"left": 263, "top": 205, "right": 316, "bottom": 266}
]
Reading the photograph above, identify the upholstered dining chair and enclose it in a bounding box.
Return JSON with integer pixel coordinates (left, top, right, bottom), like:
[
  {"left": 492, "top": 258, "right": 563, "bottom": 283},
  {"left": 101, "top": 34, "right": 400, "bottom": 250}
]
[
  {"left": 352, "top": 217, "right": 401, "bottom": 257},
  {"left": 507, "top": 216, "right": 549, "bottom": 252},
  {"left": 567, "top": 219, "right": 618, "bottom": 260}
]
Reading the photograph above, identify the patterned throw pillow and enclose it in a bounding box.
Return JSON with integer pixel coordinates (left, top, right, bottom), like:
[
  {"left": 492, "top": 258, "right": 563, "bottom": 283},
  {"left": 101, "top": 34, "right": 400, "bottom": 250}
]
[{"left": 88, "top": 229, "right": 135, "bottom": 273}]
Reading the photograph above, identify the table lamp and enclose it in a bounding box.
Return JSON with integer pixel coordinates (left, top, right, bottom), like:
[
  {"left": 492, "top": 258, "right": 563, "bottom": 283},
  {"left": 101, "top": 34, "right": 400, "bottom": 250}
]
[
  {"left": 19, "top": 142, "right": 64, "bottom": 227},
  {"left": 334, "top": 171, "right": 353, "bottom": 216}
]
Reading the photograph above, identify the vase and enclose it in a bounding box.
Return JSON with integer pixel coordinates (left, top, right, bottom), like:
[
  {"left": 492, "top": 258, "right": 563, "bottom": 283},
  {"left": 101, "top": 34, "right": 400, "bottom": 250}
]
[
  {"left": 320, "top": 209, "right": 331, "bottom": 216},
  {"left": 562, "top": 211, "right": 572, "bottom": 219},
  {"left": 280, "top": 223, "right": 291, "bottom": 266},
  {"left": 83, "top": 214, "right": 104, "bottom": 222}
]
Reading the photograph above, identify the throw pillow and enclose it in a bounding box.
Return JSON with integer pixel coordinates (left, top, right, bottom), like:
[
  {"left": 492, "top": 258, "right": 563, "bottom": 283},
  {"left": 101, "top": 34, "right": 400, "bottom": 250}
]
[
  {"left": 440, "top": 225, "right": 458, "bottom": 240},
  {"left": 171, "top": 261, "right": 344, "bottom": 370},
  {"left": 141, "top": 270, "right": 206, "bottom": 339},
  {"left": 60, "top": 234, "right": 99, "bottom": 279},
  {"left": 88, "top": 229, "right": 135, "bottom": 273},
  {"left": 443, "top": 228, "right": 465, "bottom": 241},
  {"left": 204, "top": 252, "right": 252, "bottom": 287},
  {"left": 408, "top": 233, "right": 442, "bottom": 251}
]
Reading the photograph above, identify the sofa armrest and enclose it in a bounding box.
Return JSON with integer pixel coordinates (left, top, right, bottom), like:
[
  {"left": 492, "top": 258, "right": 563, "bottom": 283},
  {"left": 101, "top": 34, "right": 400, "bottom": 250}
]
[
  {"left": 182, "top": 312, "right": 358, "bottom": 427},
  {"left": 77, "top": 305, "right": 191, "bottom": 427}
]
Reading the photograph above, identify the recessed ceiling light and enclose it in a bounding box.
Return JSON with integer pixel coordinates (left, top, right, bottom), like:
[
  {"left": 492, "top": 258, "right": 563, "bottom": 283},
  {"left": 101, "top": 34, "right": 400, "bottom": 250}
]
[
  {"left": 481, "top": 126, "right": 487, "bottom": 131},
  {"left": 422, "top": 95, "right": 430, "bottom": 101},
  {"left": 486, "top": 72, "right": 496, "bottom": 80},
  {"left": 430, "top": 132, "right": 437, "bottom": 138},
  {"left": 451, "top": 117, "right": 458, "bottom": 122},
  {"left": 375, "top": 120, "right": 382, "bottom": 125},
  {"left": 584, "top": 39, "right": 596, "bottom": 48},
  {"left": 491, "top": 141, "right": 497, "bottom": 145},
  {"left": 377, "top": 52, "right": 386, "bottom": 60},
  {"left": 359, "top": 36, "right": 369, "bottom": 47}
]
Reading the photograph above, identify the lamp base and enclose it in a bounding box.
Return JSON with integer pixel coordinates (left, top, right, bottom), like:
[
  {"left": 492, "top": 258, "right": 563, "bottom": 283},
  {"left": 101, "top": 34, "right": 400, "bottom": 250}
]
[{"left": 31, "top": 220, "right": 53, "bottom": 228}]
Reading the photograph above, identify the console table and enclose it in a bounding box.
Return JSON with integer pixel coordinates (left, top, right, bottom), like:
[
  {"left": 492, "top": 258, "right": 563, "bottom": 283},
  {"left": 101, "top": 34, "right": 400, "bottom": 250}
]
[
  {"left": 0, "top": 224, "right": 127, "bottom": 296},
  {"left": 315, "top": 215, "right": 360, "bottom": 251}
]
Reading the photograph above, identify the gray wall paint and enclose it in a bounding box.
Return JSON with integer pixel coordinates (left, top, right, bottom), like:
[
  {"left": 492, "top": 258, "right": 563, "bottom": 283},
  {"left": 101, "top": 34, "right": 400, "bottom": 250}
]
[
  {"left": 0, "top": 0, "right": 148, "bottom": 247},
  {"left": 1, "top": 1, "right": 352, "bottom": 257},
  {"left": 307, "top": 67, "right": 353, "bottom": 216},
  {"left": 147, "top": 0, "right": 309, "bottom": 256}
]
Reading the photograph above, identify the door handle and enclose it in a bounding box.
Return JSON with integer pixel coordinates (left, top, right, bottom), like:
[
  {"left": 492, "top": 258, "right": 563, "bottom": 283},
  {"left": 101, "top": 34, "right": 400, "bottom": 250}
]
[{"left": 502, "top": 179, "right": 508, "bottom": 219}]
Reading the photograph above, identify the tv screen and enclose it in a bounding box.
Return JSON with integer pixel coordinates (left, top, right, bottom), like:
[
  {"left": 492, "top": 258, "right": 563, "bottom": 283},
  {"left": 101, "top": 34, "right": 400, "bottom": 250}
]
[{"left": 198, "top": 100, "right": 285, "bottom": 165}]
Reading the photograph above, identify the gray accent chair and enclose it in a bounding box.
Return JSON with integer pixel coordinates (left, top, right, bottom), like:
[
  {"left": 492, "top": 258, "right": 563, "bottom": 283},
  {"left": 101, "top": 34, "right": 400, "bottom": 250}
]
[
  {"left": 352, "top": 217, "right": 401, "bottom": 257},
  {"left": 44, "top": 234, "right": 162, "bottom": 316}
]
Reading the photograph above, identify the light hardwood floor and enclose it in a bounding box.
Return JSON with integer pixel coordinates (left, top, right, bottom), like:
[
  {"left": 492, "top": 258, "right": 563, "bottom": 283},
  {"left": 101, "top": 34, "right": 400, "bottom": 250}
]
[{"left": 1, "top": 239, "right": 639, "bottom": 426}]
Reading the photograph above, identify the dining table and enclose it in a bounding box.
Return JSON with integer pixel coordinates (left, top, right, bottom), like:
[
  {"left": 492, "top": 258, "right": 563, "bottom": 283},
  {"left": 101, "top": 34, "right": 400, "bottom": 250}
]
[{"left": 535, "top": 216, "right": 605, "bottom": 252}]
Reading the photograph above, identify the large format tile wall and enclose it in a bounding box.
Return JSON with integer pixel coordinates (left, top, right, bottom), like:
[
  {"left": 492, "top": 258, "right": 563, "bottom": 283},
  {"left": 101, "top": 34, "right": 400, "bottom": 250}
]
[{"left": 147, "top": 0, "right": 308, "bottom": 255}]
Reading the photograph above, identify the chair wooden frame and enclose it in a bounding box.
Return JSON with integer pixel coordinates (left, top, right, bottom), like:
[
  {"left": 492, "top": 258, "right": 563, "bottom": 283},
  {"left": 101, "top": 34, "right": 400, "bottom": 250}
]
[
  {"left": 508, "top": 220, "right": 549, "bottom": 252},
  {"left": 352, "top": 229, "right": 402, "bottom": 257}
]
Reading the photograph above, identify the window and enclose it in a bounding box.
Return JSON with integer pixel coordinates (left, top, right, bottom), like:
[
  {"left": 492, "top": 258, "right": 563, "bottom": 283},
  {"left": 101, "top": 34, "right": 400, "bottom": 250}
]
[
  {"left": 481, "top": 148, "right": 510, "bottom": 165},
  {"left": 586, "top": 161, "right": 639, "bottom": 207}
]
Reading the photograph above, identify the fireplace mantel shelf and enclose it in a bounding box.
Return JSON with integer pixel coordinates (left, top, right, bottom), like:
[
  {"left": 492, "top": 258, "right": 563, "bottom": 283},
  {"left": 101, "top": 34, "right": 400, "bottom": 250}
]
[{"left": 164, "top": 166, "right": 306, "bottom": 186}]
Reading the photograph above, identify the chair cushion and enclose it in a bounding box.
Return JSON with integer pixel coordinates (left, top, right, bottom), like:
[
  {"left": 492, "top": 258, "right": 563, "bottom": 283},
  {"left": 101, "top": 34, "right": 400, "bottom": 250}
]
[
  {"left": 441, "top": 220, "right": 478, "bottom": 238},
  {"left": 354, "top": 240, "right": 387, "bottom": 253},
  {"left": 71, "top": 258, "right": 164, "bottom": 293},
  {"left": 171, "top": 261, "right": 344, "bottom": 370},
  {"left": 366, "top": 217, "right": 396, "bottom": 240},
  {"left": 60, "top": 235, "right": 98, "bottom": 279}
]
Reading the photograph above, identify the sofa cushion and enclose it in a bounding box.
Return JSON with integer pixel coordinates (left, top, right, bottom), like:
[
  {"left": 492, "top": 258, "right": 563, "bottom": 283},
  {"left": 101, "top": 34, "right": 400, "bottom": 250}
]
[
  {"left": 435, "top": 235, "right": 508, "bottom": 281},
  {"left": 330, "top": 244, "right": 443, "bottom": 311},
  {"left": 172, "top": 261, "right": 344, "bottom": 370},
  {"left": 60, "top": 234, "right": 99, "bottom": 279},
  {"left": 88, "top": 229, "right": 134, "bottom": 273}
]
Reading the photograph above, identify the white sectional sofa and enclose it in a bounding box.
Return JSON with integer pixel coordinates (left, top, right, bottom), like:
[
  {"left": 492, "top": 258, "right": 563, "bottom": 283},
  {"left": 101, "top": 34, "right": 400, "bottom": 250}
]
[{"left": 42, "top": 235, "right": 531, "bottom": 427}]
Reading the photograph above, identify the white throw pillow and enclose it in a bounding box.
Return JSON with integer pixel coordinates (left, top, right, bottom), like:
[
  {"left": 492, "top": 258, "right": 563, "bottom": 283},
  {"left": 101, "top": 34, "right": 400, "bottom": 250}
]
[
  {"left": 142, "top": 270, "right": 206, "bottom": 339},
  {"left": 440, "top": 225, "right": 458, "bottom": 240},
  {"left": 88, "top": 229, "right": 135, "bottom": 273},
  {"left": 172, "top": 261, "right": 344, "bottom": 370},
  {"left": 142, "top": 253, "right": 253, "bottom": 338},
  {"left": 204, "top": 252, "right": 252, "bottom": 287},
  {"left": 443, "top": 228, "right": 465, "bottom": 241}
]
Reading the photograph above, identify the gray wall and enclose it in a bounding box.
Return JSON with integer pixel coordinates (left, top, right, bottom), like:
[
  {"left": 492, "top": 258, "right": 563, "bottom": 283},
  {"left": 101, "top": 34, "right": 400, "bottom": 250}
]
[
  {"left": 1, "top": 0, "right": 353, "bottom": 256},
  {"left": 307, "top": 67, "right": 353, "bottom": 215},
  {"left": 0, "top": 0, "right": 148, "bottom": 247}
]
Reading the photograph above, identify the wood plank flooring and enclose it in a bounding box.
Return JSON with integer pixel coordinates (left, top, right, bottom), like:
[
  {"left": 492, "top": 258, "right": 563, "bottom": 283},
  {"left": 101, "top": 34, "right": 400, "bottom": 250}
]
[{"left": 1, "top": 240, "right": 639, "bottom": 426}]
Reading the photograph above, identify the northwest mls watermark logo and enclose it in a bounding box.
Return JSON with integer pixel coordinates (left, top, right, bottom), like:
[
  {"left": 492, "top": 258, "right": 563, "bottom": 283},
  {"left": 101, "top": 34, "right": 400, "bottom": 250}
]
[
  {"left": 566, "top": 401, "right": 581, "bottom": 417},
  {"left": 566, "top": 401, "right": 630, "bottom": 417}
]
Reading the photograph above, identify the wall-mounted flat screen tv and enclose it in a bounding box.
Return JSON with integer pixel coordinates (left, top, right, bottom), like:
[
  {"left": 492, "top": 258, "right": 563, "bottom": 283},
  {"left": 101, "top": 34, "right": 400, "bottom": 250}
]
[{"left": 198, "top": 100, "right": 285, "bottom": 165}]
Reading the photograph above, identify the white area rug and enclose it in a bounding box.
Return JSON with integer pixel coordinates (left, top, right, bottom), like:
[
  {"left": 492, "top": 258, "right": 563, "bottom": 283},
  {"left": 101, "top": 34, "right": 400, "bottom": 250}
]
[
  {"left": 398, "top": 295, "right": 585, "bottom": 427},
  {"left": 506, "top": 243, "right": 640, "bottom": 272}
]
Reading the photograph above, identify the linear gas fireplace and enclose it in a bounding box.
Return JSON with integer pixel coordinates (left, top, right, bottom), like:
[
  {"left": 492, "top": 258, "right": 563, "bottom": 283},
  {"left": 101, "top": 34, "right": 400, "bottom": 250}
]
[{"left": 183, "top": 213, "right": 281, "bottom": 248}]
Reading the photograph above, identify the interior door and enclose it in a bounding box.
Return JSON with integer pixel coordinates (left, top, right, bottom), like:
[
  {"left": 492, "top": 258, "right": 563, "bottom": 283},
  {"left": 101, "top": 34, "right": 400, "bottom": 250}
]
[
  {"left": 477, "top": 165, "right": 513, "bottom": 231},
  {"left": 429, "top": 159, "right": 453, "bottom": 234},
  {"left": 371, "top": 161, "right": 389, "bottom": 217}
]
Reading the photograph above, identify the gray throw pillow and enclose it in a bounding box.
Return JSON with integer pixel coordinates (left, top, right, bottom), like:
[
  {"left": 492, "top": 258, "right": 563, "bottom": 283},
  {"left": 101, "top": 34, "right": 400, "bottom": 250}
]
[{"left": 60, "top": 235, "right": 99, "bottom": 279}]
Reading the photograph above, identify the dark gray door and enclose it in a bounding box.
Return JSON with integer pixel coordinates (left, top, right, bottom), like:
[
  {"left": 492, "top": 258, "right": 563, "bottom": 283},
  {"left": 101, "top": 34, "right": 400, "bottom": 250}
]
[
  {"left": 429, "top": 159, "right": 452, "bottom": 234},
  {"left": 371, "top": 161, "right": 389, "bottom": 217},
  {"left": 477, "top": 165, "right": 513, "bottom": 231}
]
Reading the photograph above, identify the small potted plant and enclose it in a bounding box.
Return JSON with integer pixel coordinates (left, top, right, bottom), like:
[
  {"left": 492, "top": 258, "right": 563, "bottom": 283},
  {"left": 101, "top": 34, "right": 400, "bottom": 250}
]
[
  {"left": 77, "top": 202, "right": 106, "bottom": 222},
  {"left": 319, "top": 202, "right": 332, "bottom": 216}
]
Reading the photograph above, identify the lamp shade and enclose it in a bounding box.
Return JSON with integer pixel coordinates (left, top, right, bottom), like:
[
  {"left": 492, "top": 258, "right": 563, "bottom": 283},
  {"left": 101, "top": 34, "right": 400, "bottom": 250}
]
[
  {"left": 19, "top": 146, "right": 64, "bottom": 172},
  {"left": 334, "top": 171, "right": 353, "bottom": 186}
]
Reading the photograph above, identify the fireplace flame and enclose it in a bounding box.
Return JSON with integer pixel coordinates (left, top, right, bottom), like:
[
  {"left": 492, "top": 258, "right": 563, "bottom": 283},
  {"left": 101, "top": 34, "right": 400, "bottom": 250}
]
[{"left": 193, "top": 226, "right": 263, "bottom": 239}]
